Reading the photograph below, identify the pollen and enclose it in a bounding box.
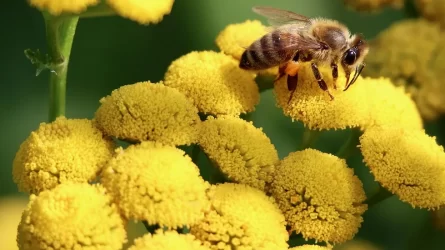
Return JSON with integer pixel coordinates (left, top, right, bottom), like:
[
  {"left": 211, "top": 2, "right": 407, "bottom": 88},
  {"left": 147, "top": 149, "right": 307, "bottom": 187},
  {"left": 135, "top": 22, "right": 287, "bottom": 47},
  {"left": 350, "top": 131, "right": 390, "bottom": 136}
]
[
  {"left": 94, "top": 81, "right": 200, "bottom": 146},
  {"left": 17, "top": 183, "right": 127, "bottom": 250},
  {"left": 128, "top": 230, "right": 209, "bottom": 250},
  {"left": 269, "top": 148, "right": 367, "bottom": 244},
  {"left": 100, "top": 141, "right": 211, "bottom": 229},
  {"left": 163, "top": 50, "right": 260, "bottom": 116},
  {"left": 12, "top": 116, "right": 115, "bottom": 194},
  {"left": 28, "top": 0, "right": 100, "bottom": 15},
  {"left": 197, "top": 116, "right": 278, "bottom": 191},
  {"left": 106, "top": 0, "right": 174, "bottom": 25},
  {"left": 359, "top": 126, "right": 445, "bottom": 209},
  {"left": 274, "top": 63, "right": 370, "bottom": 130},
  {"left": 189, "top": 183, "right": 289, "bottom": 250}
]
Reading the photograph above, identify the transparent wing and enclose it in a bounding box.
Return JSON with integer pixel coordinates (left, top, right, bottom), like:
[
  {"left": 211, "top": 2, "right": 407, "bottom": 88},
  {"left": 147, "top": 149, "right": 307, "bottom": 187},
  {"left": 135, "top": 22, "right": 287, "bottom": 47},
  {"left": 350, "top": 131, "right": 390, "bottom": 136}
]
[
  {"left": 252, "top": 6, "right": 310, "bottom": 27},
  {"left": 244, "top": 32, "right": 323, "bottom": 52}
]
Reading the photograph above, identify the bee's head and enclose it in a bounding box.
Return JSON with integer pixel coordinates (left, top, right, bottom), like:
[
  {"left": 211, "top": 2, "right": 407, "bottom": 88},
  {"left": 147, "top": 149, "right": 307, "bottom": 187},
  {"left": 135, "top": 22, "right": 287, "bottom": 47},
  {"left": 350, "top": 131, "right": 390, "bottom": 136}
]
[{"left": 341, "top": 34, "right": 369, "bottom": 90}]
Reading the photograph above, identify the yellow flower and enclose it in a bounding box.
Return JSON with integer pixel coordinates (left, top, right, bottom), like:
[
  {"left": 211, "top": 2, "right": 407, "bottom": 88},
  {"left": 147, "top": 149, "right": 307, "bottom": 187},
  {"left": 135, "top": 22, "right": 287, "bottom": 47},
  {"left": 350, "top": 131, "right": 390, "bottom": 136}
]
[
  {"left": 359, "top": 126, "right": 445, "bottom": 209},
  {"left": 28, "top": 0, "right": 99, "bottom": 15},
  {"left": 215, "top": 20, "right": 277, "bottom": 76},
  {"left": 17, "top": 183, "right": 127, "bottom": 250},
  {"left": 362, "top": 18, "right": 445, "bottom": 120},
  {"left": 343, "top": 0, "right": 404, "bottom": 11},
  {"left": 197, "top": 116, "right": 278, "bottom": 191},
  {"left": 94, "top": 81, "right": 199, "bottom": 146},
  {"left": 128, "top": 230, "right": 209, "bottom": 250},
  {"left": 101, "top": 141, "right": 210, "bottom": 228},
  {"left": 0, "top": 196, "right": 28, "bottom": 250},
  {"left": 290, "top": 245, "right": 331, "bottom": 250},
  {"left": 163, "top": 51, "right": 260, "bottom": 116},
  {"left": 190, "top": 183, "right": 289, "bottom": 250},
  {"left": 415, "top": 0, "right": 445, "bottom": 28},
  {"left": 274, "top": 64, "right": 370, "bottom": 130},
  {"left": 360, "top": 77, "right": 423, "bottom": 130},
  {"left": 269, "top": 148, "right": 367, "bottom": 244},
  {"left": 12, "top": 116, "right": 115, "bottom": 194},
  {"left": 106, "top": 0, "right": 174, "bottom": 25}
]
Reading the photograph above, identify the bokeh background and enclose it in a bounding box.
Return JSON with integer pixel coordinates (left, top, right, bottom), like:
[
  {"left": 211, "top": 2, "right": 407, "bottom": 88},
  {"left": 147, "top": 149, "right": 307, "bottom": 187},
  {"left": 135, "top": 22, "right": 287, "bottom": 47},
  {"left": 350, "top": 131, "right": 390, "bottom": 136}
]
[{"left": 1, "top": 0, "right": 445, "bottom": 249}]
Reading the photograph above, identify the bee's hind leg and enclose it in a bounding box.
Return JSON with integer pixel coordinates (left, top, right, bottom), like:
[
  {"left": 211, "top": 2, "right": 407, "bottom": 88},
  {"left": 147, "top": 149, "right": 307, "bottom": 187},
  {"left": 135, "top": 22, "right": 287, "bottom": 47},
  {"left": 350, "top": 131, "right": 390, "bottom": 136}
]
[{"left": 311, "top": 62, "right": 334, "bottom": 100}]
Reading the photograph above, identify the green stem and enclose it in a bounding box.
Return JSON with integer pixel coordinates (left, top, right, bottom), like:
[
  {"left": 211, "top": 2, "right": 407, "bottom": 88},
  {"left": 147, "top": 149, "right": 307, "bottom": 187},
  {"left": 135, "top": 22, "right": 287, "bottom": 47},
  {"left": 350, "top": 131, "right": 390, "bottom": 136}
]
[
  {"left": 44, "top": 14, "right": 79, "bottom": 122},
  {"left": 366, "top": 186, "right": 393, "bottom": 208},
  {"left": 299, "top": 128, "right": 322, "bottom": 150},
  {"left": 336, "top": 128, "right": 362, "bottom": 159}
]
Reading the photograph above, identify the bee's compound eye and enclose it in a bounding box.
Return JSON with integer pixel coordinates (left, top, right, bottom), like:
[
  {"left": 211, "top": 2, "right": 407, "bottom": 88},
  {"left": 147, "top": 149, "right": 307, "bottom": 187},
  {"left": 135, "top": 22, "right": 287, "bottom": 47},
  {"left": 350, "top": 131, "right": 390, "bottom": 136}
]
[{"left": 344, "top": 49, "right": 357, "bottom": 65}]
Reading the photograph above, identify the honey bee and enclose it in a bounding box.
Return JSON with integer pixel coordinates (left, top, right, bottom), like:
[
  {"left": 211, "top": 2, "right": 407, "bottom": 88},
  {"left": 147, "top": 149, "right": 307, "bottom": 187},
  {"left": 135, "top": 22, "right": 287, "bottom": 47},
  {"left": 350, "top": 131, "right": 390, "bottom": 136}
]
[{"left": 239, "top": 6, "right": 369, "bottom": 101}]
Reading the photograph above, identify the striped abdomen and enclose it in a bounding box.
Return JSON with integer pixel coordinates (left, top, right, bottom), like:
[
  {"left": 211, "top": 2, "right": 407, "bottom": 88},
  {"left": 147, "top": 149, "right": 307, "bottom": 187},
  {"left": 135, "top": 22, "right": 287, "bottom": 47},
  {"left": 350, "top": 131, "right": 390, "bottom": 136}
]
[{"left": 239, "top": 30, "right": 294, "bottom": 70}]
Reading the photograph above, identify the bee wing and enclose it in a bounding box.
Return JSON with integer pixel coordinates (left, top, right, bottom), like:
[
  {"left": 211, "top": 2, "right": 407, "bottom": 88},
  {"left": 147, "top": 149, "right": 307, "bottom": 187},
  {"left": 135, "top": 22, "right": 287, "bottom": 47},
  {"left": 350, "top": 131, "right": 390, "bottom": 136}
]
[
  {"left": 244, "top": 32, "right": 324, "bottom": 52},
  {"left": 252, "top": 6, "right": 311, "bottom": 27}
]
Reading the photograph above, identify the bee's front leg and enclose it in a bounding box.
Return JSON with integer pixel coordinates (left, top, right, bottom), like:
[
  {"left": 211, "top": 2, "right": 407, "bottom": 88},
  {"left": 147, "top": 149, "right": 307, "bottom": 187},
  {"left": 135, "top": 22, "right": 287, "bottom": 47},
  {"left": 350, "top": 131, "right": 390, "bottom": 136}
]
[
  {"left": 311, "top": 62, "right": 334, "bottom": 100},
  {"left": 330, "top": 61, "right": 338, "bottom": 90}
]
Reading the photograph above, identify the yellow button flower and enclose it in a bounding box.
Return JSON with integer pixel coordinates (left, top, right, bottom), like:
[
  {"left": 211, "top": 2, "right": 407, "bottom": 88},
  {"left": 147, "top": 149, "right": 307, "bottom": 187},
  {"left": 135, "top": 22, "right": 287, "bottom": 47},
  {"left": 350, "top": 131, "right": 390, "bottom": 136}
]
[
  {"left": 190, "top": 183, "right": 289, "bottom": 250},
  {"left": 289, "top": 245, "right": 331, "bottom": 250},
  {"left": 12, "top": 116, "right": 115, "bottom": 194},
  {"left": 415, "top": 0, "right": 445, "bottom": 28},
  {"left": 198, "top": 116, "right": 278, "bottom": 191},
  {"left": 94, "top": 81, "right": 199, "bottom": 146},
  {"left": 343, "top": 0, "right": 404, "bottom": 11},
  {"left": 17, "top": 183, "right": 127, "bottom": 250},
  {"left": 163, "top": 51, "right": 259, "bottom": 116},
  {"left": 363, "top": 18, "right": 444, "bottom": 120},
  {"left": 128, "top": 231, "right": 210, "bottom": 250},
  {"left": 215, "top": 20, "right": 277, "bottom": 76},
  {"left": 274, "top": 64, "right": 370, "bottom": 130},
  {"left": 0, "top": 196, "right": 28, "bottom": 250},
  {"left": 359, "top": 126, "right": 445, "bottom": 209},
  {"left": 360, "top": 77, "right": 423, "bottom": 130},
  {"left": 101, "top": 141, "right": 210, "bottom": 229},
  {"left": 28, "top": 0, "right": 100, "bottom": 15},
  {"left": 106, "top": 0, "right": 174, "bottom": 25},
  {"left": 269, "top": 148, "right": 367, "bottom": 244}
]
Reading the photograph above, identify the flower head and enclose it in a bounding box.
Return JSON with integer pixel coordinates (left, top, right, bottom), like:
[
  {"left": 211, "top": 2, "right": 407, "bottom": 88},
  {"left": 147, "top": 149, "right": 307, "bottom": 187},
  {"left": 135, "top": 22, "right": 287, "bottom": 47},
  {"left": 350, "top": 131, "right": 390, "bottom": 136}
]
[
  {"left": 215, "top": 20, "right": 277, "bottom": 76},
  {"left": 101, "top": 141, "right": 210, "bottom": 228},
  {"left": 190, "top": 183, "right": 289, "bottom": 250},
  {"left": 359, "top": 126, "right": 445, "bottom": 209},
  {"left": 198, "top": 116, "right": 278, "bottom": 191},
  {"left": 289, "top": 245, "right": 331, "bottom": 250},
  {"left": 269, "top": 148, "right": 367, "bottom": 244},
  {"left": 28, "top": 0, "right": 99, "bottom": 15},
  {"left": 106, "top": 0, "right": 174, "bottom": 25},
  {"left": 94, "top": 81, "right": 199, "bottom": 146},
  {"left": 17, "top": 183, "right": 127, "bottom": 250},
  {"left": 343, "top": 0, "right": 404, "bottom": 11},
  {"left": 362, "top": 18, "right": 445, "bottom": 120},
  {"left": 415, "top": 0, "right": 445, "bottom": 28},
  {"left": 12, "top": 116, "right": 115, "bottom": 194},
  {"left": 163, "top": 51, "right": 259, "bottom": 116},
  {"left": 128, "top": 231, "right": 209, "bottom": 250},
  {"left": 0, "top": 197, "right": 28, "bottom": 250},
  {"left": 274, "top": 64, "right": 370, "bottom": 130}
]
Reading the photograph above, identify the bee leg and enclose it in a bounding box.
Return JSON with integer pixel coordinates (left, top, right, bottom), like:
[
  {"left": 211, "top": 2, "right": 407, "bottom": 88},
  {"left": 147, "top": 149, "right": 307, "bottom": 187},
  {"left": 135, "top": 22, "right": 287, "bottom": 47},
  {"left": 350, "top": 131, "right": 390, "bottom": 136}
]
[
  {"left": 344, "top": 68, "right": 351, "bottom": 91},
  {"left": 287, "top": 74, "right": 299, "bottom": 104},
  {"left": 311, "top": 63, "right": 334, "bottom": 100},
  {"left": 274, "top": 64, "right": 288, "bottom": 83},
  {"left": 331, "top": 62, "right": 338, "bottom": 90}
]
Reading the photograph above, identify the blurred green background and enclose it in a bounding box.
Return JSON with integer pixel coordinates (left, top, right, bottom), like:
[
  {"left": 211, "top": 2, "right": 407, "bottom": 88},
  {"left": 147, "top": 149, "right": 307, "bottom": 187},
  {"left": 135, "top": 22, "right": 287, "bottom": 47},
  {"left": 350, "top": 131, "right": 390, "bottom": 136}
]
[{"left": 1, "top": 0, "right": 445, "bottom": 249}]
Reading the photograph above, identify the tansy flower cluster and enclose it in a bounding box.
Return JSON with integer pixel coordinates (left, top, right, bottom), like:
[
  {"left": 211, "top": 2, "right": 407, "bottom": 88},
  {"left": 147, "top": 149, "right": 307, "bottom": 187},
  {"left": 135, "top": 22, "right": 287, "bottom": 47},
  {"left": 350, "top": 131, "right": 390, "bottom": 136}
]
[
  {"left": 342, "top": 0, "right": 404, "bottom": 12},
  {"left": 11, "top": 2, "right": 445, "bottom": 250}
]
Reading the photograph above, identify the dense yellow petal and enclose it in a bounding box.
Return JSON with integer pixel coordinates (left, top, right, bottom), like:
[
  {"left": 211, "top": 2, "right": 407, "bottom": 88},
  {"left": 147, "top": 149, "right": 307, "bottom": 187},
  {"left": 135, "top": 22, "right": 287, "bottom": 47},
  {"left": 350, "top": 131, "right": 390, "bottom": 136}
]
[
  {"left": 190, "top": 183, "right": 289, "bottom": 250},
  {"left": 106, "top": 0, "right": 174, "bottom": 25},
  {"left": 12, "top": 117, "right": 115, "bottom": 194},
  {"left": 17, "top": 183, "right": 126, "bottom": 250},
  {"left": 28, "top": 0, "right": 99, "bottom": 15},
  {"left": 0, "top": 197, "right": 28, "bottom": 250},
  {"left": 343, "top": 0, "right": 404, "bottom": 11},
  {"left": 164, "top": 51, "right": 259, "bottom": 116},
  {"left": 198, "top": 116, "right": 278, "bottom": 191},
  {"left": 128, "top": 231, "right": 210, "bottom": 250},
  {"left": 94, "top": 81, "right": 199, "bottom": 146},
  {"left": 359, "top": 126, "right": 445, "bottom": 209},
  {"left": 269, "top": 148, "right": 367, "bottom": 244},
  {"left": 101, "top": 141, "right": 210, "bottom": 228}
]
